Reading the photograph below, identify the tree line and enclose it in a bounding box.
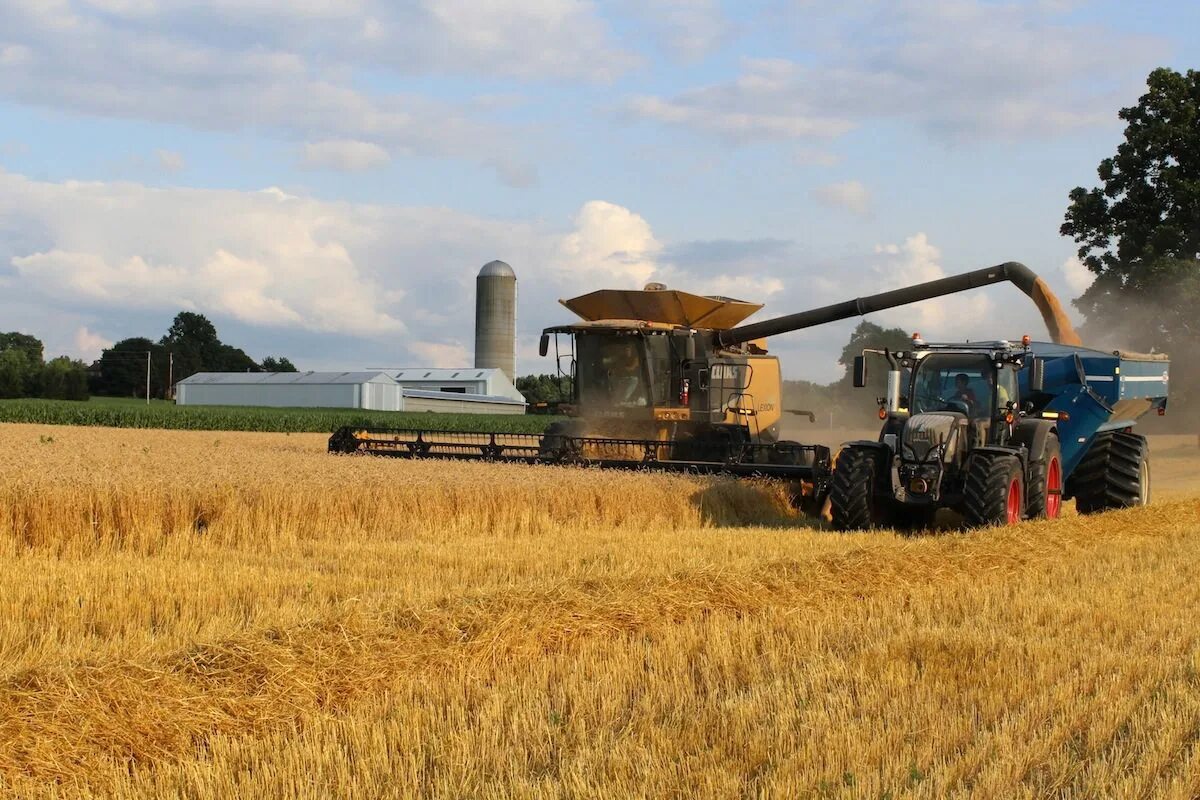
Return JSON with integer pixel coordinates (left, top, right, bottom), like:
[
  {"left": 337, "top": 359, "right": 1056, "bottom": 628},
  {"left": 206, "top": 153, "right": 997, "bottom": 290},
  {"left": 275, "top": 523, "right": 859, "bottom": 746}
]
[
  {"left": 0, "top": 333, "right": 90, "bottom": 400},
  {"left": 94, "top": 312, "right": 297, "bottom": 399},
  {"left": 0, "top": 312, "right": 299, "bottom": 402}
]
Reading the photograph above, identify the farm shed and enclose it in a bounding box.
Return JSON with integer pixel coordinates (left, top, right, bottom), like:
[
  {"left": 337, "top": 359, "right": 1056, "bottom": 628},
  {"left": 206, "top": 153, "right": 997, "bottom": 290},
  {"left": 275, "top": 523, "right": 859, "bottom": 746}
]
[
  {"left": 401, "top": 389, "right": 526, "bottom": 415},
  {"left": 176, "top": 372, "right": 404, "bottom": 411},
  {"left": 388, "top": 368, "right": 526, "bottom": 403}
]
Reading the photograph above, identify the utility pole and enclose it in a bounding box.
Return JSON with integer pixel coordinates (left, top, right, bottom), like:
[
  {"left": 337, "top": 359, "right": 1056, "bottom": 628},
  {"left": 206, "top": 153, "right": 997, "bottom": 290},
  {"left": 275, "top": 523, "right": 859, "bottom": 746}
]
[
  {"left": 167, "top": 352, "right": 173, "bottom": 401},
  {"left": 145, "top": 351, "right": 151, "bottom": 405}
]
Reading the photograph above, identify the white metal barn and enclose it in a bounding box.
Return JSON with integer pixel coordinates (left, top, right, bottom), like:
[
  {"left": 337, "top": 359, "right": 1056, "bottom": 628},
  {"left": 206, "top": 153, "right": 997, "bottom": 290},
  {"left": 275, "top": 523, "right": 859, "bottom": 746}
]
[
  {"left": 388, "top": 368, "right": 527, "bottom": 415},
  {"left": 175, "top": 372, "right": 404, "bottom": 411}
]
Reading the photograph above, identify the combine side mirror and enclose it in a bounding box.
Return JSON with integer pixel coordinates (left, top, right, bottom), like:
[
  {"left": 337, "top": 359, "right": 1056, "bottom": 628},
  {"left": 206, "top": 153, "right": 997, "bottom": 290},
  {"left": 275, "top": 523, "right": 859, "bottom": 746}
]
[
  {"left": 1029, "top": 357, "right": 1044, "bottom": 394},
  {"left": 852, "top": 355, "right": 868, "bottom": 388},
  {"left": 538, "top": 333, "right": 550, "bottom": 358}
]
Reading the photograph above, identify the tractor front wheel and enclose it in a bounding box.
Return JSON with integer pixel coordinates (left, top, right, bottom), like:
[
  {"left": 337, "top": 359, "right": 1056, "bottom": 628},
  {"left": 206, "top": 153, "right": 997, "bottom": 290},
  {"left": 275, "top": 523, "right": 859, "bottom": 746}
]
[
  {"left": 962, "top": 453, "right": 1024, "bottom": 528},
  {"left": 829, "top": 446, "right": 887, "bottom": 531}
]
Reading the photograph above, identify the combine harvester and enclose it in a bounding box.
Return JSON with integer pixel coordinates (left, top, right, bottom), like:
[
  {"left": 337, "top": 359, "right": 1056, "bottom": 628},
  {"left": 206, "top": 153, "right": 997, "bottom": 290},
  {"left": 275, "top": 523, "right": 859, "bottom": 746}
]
[
  {"left": 330, "top": 261, "right": 1168, "bottom": 524},
  {"left": 832, "top": 338, "right": 1169, "bottom": 529}
]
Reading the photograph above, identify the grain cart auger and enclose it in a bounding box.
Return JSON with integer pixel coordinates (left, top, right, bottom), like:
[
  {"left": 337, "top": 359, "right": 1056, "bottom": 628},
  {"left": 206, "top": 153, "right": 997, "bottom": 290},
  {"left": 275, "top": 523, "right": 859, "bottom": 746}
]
[
  {"left": 830, "top": 338, "right": 1169, "bottom": 530},
  {"left": 330, "top": 261, "right": 1081, "bottom": 513}
]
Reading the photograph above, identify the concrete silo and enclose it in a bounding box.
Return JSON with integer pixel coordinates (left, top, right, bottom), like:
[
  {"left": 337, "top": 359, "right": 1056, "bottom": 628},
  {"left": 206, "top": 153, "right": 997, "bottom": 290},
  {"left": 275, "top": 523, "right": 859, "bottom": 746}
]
[{"left": 474, "top": 260, "right": 516, "bottom": 380}]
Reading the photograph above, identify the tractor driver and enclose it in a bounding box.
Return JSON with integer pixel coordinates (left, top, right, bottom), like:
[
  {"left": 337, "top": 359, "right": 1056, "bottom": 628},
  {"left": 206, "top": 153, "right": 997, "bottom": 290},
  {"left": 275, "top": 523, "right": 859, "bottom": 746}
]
[{"left": 953, "top": 373, "right": 977, "bottom": 414}]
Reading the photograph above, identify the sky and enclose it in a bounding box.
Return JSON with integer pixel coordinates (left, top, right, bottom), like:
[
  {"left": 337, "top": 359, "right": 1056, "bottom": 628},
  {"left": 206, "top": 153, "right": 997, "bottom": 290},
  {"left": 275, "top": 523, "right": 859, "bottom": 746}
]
[{"left": 0, "top": 0, "right": 1196, "bottom": 382}]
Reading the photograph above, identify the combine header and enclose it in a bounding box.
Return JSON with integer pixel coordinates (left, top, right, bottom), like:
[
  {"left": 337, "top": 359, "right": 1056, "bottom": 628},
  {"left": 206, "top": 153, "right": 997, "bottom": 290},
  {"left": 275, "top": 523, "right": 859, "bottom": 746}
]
[{"left": 331, "top": 262, "right": 1097, "bottom": 512}]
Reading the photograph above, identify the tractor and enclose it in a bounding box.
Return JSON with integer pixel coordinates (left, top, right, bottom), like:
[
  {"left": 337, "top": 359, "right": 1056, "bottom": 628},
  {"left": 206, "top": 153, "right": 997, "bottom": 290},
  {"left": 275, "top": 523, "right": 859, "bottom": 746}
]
[{"left": 830, "top": 336, "right": 1168, "bottom": 529}]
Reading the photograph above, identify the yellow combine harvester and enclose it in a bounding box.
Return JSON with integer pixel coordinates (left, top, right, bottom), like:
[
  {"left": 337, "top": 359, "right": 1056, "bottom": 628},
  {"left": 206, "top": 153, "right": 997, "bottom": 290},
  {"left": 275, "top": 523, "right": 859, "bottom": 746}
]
[{"left": 331, "top": 262, "right": 1079, "bottom": 511}]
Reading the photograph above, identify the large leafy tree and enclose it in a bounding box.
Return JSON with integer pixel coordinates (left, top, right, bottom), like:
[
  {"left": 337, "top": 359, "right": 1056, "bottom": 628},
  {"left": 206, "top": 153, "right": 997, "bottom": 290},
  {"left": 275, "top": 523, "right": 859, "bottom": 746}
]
[
  {"left": 0, "top": 332, "right": 43, "bottom": 396},
  {"left": 94, "top": 337, "right": 166, "bottom": 398},
  {"left": 260, "top": 356, "right": 298, "bottom": 372},
  {"left": 1061, "top": 67, "right": 1199, "bottom": 409},
  {"left": 837, "top": 321, "right": 912, "bottom": 385},
  {"left": 516, "top": 373, "right": 571, "bottom": 405}
]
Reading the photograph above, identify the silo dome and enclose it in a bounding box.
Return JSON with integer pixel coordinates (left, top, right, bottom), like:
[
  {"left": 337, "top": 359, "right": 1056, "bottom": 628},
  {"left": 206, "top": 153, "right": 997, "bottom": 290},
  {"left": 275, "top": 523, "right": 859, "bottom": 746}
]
[
  {"left": 475, "top": 260, "right": 517, "bottom": 380},
  {"left": 478, "top": 260, "right": 516, "bottom": 279}
]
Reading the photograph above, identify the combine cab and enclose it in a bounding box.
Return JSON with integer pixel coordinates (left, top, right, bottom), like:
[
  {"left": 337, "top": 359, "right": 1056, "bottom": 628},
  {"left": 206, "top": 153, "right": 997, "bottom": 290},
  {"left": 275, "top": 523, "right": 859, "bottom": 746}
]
[{"left": 831, "top": 338, "right": 1169, "bottom": 529}]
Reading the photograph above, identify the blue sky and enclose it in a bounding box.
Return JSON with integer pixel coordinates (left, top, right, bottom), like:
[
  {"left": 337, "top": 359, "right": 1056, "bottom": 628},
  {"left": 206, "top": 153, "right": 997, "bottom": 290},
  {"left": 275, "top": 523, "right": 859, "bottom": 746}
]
[{"left": 0, "top": 0, "right": 1196, "bottom": 381}]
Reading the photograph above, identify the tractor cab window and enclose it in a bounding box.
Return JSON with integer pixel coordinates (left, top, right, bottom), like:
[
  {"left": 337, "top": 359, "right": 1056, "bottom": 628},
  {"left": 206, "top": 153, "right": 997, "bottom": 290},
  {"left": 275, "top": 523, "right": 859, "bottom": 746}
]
[
  {"left": 911, "top": 354, "right": 1007, "bottom": 419},
  {"left": 576, "top": 334, "right": 669, "bottom": 408}
]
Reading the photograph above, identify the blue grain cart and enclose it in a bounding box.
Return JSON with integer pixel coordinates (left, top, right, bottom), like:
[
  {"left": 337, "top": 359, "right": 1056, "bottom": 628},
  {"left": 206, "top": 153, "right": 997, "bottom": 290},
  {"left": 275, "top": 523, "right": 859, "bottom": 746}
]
[{"left": 832, "top": 338, "right": 1169, "bottom": 530}]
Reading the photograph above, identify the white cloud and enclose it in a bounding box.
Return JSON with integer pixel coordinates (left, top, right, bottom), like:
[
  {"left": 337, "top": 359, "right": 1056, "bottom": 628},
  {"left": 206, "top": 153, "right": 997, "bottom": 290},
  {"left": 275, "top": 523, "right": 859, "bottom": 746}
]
[
  {"left": 407, "top": 341, "right": 471, "bottom": 368},
  {"left": 0, "top": 1, "right": 594, "bottom": 185},
  {"left": 558, "top": 201, "right": 663, "bottom": 288},
  {"left": 73, "top": 326, "right": 113, "bottom": 362},
  {"left": 812, "top": 180, "right": 871, "bottom": 216},
  {"left": 0, "top": 170, "right": 818, "bottom": 374},
  {"left": 624, "top": 0, "right": 731, "bottom": 61},
  {"left": 1061, "top": 254, "right": 1094, "bottom": 294},
  {"left": 0, "top": 44, "right": 32, "bottom": 65},
  {"left": 300, "top": 140, "right": 391, "bottom": 172},
  {"left": 154, "top": 149, "right": 185, "bottom": 173},
  {"left": 2, "top": 172, "right": 406, "bottom": 338},
  {"left": 627, "top": 1, "right": 1160, "bottom": 143},
  {"left": 869, "top": 233, "right": 992, "bottom": 336}
]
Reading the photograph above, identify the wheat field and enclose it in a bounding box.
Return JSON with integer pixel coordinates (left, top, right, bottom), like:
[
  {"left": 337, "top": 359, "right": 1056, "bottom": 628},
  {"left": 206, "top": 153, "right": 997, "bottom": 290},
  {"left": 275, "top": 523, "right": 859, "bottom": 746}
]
[{"left": 1, "top": 423, "right": 1198, "bottom": 799}]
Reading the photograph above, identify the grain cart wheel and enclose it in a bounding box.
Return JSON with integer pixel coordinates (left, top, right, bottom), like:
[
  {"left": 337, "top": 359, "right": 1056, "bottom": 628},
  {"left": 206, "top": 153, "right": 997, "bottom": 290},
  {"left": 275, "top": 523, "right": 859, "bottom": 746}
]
[
  {"left": 1025, "top": 434, "right": 1063, "bottom": 520},
  {"left": 829, "top": 446, "right": 887, "bottom": 531},
  {"left": 1073, "top": 431, "right": 1150, "bottom": 514},
  {"left": 962, "top": 453, "right": 1024, "bottom": 527}
]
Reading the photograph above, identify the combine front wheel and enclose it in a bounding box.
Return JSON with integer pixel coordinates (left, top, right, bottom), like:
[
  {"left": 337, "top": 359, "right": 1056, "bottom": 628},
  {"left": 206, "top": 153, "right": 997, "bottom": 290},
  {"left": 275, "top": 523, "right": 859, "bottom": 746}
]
[{"left": 963, "top": 453, "right": 1024, "bottom": 527}]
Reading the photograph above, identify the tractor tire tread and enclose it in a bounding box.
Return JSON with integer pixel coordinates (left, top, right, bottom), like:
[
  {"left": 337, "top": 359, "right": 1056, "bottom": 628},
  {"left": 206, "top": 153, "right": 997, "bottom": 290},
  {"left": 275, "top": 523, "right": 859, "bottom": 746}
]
[
  {"left": 829, "top": 447, "right": 882, "bottom": 531},
  {"left": 962, "top": 452, "right": 1022, "bottom": 528},
  {"left": 1073, "top": 432, "right": 1148, "bottom": 514}
]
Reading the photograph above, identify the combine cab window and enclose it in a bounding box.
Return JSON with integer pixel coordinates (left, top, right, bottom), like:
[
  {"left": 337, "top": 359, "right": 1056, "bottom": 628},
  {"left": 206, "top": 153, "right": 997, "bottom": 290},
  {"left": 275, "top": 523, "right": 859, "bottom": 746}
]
[
  {"left": 911, "top": 354, "right": 1010, "bottom": 418},
  {"left": 577, "top": 335, "right": 647, "bottom": 407}
]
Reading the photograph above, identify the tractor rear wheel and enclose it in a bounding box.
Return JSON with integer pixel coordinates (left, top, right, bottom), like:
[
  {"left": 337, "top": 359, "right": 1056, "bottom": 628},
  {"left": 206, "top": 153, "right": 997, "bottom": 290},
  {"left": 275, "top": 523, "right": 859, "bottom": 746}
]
[
  {"left": 962, "top": 453, "right": 1024, "bottom": 527},
  {"left": 829, "top": 446, "right": 887, "bottom": 531},
  {"left": 1026, "top": 434, "right": 1063, "bottom": 520},
  {"left": 1073, "top": 431, "right": 1150, "bottom": 514}
]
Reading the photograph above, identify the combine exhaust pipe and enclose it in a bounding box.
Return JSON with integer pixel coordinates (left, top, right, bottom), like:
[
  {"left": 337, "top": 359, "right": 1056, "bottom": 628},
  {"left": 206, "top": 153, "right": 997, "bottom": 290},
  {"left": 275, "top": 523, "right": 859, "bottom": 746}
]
[{"left": 718, "top": 261, "right": 1082, "bottom": 347}]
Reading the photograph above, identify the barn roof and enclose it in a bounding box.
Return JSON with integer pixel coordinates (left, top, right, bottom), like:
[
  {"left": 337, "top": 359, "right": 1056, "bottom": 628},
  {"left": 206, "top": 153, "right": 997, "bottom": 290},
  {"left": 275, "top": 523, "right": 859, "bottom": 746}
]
[
  {"left": 177, "top": 371, "right": 396, "bottom": 385},
  {"left": 388, "top": 368, "right": 501, "bottom": 381}
]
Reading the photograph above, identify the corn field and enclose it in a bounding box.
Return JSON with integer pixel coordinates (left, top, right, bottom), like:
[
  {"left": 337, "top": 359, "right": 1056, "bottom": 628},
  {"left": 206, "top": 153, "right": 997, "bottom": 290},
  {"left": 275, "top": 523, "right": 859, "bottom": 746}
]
[
  {"left": 1, "top": 423, "right": 1198, "bottom": 798},
  {"left": 0, "top": 397, "right": 556, "bottom": 434}
]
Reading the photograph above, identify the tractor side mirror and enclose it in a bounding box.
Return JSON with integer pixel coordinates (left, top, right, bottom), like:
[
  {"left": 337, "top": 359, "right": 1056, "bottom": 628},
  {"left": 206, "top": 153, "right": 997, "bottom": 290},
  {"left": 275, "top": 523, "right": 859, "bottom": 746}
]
[
  {"left": 538, "top": 333, "right": 549, "bottom": 358},
  {"left": 1029, "top": 357, "right": 1044, "bottom": 394},
  {"left": 852, "top": 355, "right": 868, "bottom": 388}
]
